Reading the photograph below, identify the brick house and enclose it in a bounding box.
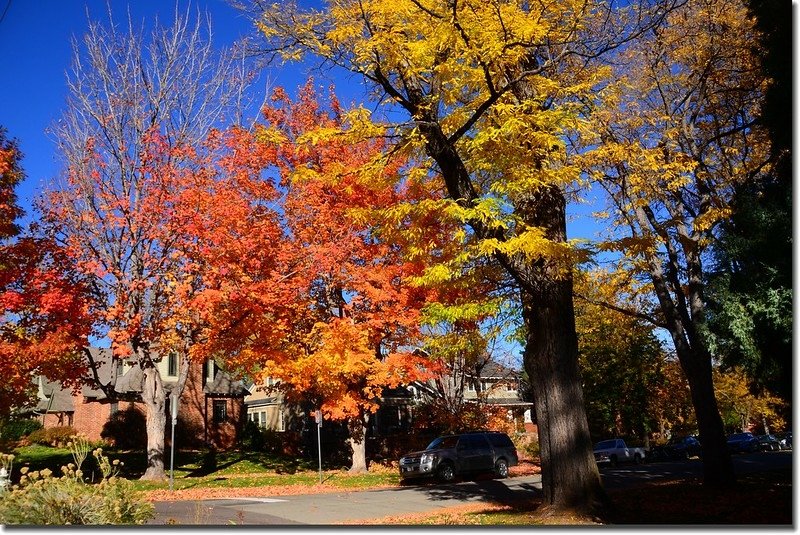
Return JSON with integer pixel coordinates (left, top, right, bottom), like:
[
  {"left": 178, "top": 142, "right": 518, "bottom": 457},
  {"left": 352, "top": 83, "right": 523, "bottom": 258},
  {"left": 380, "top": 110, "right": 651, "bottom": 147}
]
[{"left": 31, "top": 348, "right": 247, "bottom": 450}]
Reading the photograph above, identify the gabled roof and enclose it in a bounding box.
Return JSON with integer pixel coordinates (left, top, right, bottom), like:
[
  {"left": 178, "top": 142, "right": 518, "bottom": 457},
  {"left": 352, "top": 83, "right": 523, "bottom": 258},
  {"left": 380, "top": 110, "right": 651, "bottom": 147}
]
[
  {"left": 205, "top": 372, "right": 249, "bottom": 398},
  {"left": 34, "top": 377, "right": 74, "bottom": 413},
  {"left": 470, "top": 360, "right": 520, "bottom": 380},
  {"left": 82, "top": 347, "right": 115, "bottom": 399}
]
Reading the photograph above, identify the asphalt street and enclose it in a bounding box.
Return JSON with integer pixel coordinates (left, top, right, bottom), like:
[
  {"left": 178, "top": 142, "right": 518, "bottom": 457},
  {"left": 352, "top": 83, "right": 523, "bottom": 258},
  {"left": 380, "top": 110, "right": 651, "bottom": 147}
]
[{"left": 150, "top": 450, "right": 791, "bottom": 525}]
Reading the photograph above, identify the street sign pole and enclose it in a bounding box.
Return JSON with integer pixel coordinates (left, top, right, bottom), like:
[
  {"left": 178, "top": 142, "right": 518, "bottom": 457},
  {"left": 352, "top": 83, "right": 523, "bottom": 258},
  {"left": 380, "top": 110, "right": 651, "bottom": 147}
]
[
  {"left": 315, "top": 410, "right": 323, "bottom": 484},
  {"left": 169, "top": 394, "right": 178, "bottom": 492}
]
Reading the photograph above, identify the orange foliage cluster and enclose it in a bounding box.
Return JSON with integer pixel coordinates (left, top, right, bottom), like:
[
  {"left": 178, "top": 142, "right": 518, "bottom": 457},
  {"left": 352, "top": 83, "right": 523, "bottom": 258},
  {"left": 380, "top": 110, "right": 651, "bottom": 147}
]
[{"left": 0, "top": 131, "right": 91, "bottom": 415}]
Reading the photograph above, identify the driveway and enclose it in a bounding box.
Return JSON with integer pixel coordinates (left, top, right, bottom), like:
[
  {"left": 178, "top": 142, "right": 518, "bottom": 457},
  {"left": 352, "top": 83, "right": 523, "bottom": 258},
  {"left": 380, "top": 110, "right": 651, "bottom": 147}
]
[{"left": 150, "top": 450, "right": 791, "bottom": 525}]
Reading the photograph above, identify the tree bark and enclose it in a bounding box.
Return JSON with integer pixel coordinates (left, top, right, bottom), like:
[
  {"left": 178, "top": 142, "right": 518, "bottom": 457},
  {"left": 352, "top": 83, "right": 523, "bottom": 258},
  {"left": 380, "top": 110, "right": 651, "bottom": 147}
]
[
  {"left": 640, "top": 232, "right": 736, "bottom": 486},
  {"left": 348, "top": 412, "right": 370, "bottom": 473},
  {"left": 140, "top": 365, "right": 168, "bottom": 481},
  {"left": 518, "top": 187, "right": 609, "bottom": 514},
  {"left": 673, "top": 340, "right": 735, "bottom": 486}
]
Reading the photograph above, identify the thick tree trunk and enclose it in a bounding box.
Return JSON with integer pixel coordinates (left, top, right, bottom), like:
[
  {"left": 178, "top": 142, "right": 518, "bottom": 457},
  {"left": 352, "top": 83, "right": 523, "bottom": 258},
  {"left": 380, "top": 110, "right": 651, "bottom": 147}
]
[
  {"left": 518, "top": 187, "right": 609, "bottom": 515},
  {"left": 140, "top": 366, "right": 168, "bottom": 481},
  {"left": 348, "top": 413, "right": 369, "bottom": 473},
  {"left": 416, "top": 119, "right": 607, "bottom": 515}
]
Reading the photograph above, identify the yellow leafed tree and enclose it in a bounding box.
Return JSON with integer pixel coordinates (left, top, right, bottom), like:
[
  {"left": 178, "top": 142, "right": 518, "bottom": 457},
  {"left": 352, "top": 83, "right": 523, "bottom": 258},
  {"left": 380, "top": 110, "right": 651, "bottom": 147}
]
[
  {"left": 240, "top": 0, "right": 677, "bottom": 514},
  {"left": 579, "top": 0, "right": 770, "bottom": 486}
]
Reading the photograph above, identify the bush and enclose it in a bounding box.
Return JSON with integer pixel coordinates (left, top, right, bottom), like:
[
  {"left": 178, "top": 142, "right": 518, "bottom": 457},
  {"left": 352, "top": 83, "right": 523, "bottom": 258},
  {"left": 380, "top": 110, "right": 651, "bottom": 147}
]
[
  {"left": 513, "top": 432, "right": 540, "bottom": 460},
  {"left": 27, "top": 427, "right": 77, "bottom": 447},
  {"left": 0, "top": 451, "right": 153, "bottom": 525},
  {"left": 0, "top": 418, "right": 43, "bottom": 442},
  {"left": 239, "top": 421, "right": 299, "bottom": 455}
]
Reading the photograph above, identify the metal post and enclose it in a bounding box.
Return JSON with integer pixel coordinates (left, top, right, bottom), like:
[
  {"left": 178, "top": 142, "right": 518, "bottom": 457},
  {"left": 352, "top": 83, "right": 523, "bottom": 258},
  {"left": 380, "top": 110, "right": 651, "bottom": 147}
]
[
  {"left": 169, "top": 394, "right": 178, "bottom": 492},
  {"left": 315, "top": 410, "right": 323, "bottom": 484}
]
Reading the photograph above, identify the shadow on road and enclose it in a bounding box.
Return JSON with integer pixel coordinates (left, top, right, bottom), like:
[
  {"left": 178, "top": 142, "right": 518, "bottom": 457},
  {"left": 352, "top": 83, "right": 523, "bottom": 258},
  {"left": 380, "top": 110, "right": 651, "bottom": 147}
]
[{"left": 390, "top": 475, "right": 541, "bottom": 507}]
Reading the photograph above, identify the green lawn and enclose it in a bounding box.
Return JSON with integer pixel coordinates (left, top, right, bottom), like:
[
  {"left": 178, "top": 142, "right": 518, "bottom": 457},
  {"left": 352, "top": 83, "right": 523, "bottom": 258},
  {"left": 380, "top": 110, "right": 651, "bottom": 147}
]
[{"left": 8, "top": 445, "right": 400, "bottom": 492}]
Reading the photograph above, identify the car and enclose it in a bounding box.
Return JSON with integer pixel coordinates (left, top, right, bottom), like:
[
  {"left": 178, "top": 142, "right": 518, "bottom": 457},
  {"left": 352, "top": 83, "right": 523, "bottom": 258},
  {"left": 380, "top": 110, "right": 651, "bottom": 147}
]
[
  {"left": 775, "top": 432, "right": 792, "bottom": 450},
  {"left": 398, "top": 431, "right": 518, "bottom": 482},
  {"left": 756, "top": 434, "right": 781, "bottom": 451},
  {"left": 649, "top": 435, "right": 702, "bottom": 461},
  {"left": 726, "top": 432, "right": 759, "bottom": 453},
  {"left": 593, "top": 438, "right": 646, "bottom": 466}
]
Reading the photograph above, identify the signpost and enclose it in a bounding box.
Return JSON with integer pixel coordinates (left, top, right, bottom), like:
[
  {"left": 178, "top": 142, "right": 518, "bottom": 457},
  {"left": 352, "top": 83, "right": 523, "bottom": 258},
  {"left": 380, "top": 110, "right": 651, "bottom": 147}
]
[
  {"left": 169, "top": 394, "right": 178, "bottom": 492},
  {"left": 315, "top": 410, "right": 323, "bottom": 484}
]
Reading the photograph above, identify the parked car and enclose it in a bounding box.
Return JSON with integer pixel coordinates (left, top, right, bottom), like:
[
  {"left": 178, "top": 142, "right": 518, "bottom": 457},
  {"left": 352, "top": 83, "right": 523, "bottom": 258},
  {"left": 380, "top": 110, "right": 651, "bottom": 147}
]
[
  {"left": 756, "top": 434, "right": 781, "bottom": 451},
  {"left": 775, "top": 432, "right": 792, "bottom": 450},
  {"left": 398, "top": 431, "right": 518, "bottom": 482},
  {"left": 649, "top": 435, "right": 702, "bottom": 461},
  {"left": 593, "top": 438, "right": 646, "bottom": 466},
  {"left": 726, "top": 432, "right": 759, "bottom": 453}
]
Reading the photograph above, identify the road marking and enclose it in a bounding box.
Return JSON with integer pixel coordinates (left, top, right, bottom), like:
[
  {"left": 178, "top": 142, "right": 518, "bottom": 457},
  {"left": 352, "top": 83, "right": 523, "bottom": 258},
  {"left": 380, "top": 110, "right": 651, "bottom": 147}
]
[{"left": 217, "top": 497, "right": 288, "bottom": 503}]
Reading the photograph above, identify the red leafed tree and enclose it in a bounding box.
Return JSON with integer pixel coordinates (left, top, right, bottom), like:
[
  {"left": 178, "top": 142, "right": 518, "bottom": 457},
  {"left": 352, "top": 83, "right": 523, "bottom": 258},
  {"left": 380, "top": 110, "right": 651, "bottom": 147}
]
[
  {"left": 267, "top": 83, "right": 439, "bottom": 472},
  {"left": 189, "top": 83, "right": 440, "bottom": 472},
  {"left": 0, "top": 128, "right": 91, "bottom": 417},
  {"left": 43, "top": 10, "right": 254, "bottom": 479}
]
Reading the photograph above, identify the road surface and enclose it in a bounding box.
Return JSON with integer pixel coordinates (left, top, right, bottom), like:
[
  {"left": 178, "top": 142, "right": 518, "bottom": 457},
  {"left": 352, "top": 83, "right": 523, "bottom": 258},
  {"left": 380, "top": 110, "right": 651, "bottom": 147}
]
[{"left": 151, "top": 450, "right": 791, "bottom": 525}]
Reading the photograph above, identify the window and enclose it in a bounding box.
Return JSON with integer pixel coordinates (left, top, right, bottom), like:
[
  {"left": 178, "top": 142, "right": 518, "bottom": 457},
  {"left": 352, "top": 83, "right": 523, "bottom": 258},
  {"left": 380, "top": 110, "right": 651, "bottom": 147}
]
[
  {"left": 506, "top": 381, "right": 515, "bottom": 392},
  {"left": 116, "top": 359, "right": 123, "bottom": 376},
  {"left": 212, "top": 400, "right": 227, "bottom": 423},
  {"left": 259, "top": 411, "right": 266, "bottom": 428},
  {"left": 167, "top": 353, "right": 177, "bottom": 377},
  {"left": 110, "top": 402, "right": 119, "bottom": 415},
  {"left": 467, "top": 382, "right": 476, "bottom": 392}
]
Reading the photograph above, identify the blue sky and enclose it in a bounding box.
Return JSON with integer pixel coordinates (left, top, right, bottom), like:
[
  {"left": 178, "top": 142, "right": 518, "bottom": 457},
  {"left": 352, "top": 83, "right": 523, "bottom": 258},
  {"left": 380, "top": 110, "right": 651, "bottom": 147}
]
[
  {"left": 0, "top": 0, "right": 315, "bottom": 222},
  {"left": 0, "top": 0, "right": 602, "bottom": 242}
]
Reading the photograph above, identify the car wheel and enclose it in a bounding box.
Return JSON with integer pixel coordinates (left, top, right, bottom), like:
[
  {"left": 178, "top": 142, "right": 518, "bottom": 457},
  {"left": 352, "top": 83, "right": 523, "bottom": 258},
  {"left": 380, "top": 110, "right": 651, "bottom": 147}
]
[
  {"left": 436, "top": 462, "right": 455, "bottom": 483},
  {"left": 495, "top": 458, "right": 509, "bottom": 478},
  {"left": 633, "top": 453, "right": 642, "bottom": 465}
]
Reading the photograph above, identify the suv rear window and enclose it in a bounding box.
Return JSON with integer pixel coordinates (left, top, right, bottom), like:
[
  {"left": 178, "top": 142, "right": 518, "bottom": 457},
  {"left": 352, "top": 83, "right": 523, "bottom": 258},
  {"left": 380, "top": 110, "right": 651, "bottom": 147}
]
[{"left": 487, "top": 433, "right": 514, "bottom": 448}]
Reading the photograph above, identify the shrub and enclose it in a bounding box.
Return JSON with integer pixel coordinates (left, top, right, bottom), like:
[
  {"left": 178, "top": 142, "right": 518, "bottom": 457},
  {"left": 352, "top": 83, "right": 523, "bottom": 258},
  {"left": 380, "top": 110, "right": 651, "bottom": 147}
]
[
  {"left": 27, "top": 427, "right": 77, "bottom": 447},
  {"left": 0, "top": 451, "right": 152, "bottom": 525},
  {"left": 513, "top": 432, "right": 540, "bottom": 460},
  {"left": 0, "top": 418, "right": 43, "bottom": 442}
]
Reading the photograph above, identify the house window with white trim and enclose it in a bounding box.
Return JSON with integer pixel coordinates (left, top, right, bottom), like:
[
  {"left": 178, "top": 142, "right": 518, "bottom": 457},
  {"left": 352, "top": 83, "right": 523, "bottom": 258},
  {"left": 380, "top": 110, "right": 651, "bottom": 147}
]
[
  {"left": 167, "top": 353, "right": 178, "bottom": 377},
  {"left": 212, "top": 399, "right": 227, "bottom": 423}
]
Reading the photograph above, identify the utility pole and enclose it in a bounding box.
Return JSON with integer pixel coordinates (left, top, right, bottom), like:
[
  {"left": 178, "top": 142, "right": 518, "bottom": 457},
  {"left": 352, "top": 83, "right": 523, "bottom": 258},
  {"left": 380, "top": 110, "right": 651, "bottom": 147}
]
[
  {"left": 315, "top": 410, "right": 323, "bottom": 484},
  {"left": 169, "top": 393, "right": 178, "bottom": 492}
]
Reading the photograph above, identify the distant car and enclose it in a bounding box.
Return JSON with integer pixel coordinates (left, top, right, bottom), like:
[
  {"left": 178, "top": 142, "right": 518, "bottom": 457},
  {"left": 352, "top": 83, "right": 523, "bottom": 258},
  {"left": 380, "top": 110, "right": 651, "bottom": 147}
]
[
  {"left": 726, "top": 432, "right": 759, "bottom": 453},
  {"left": 650, "top": 435, "right": 702, "bottom": 460},
  {"left": 593, "top": 438, "right": 646, "bottom": 466},
  {"left": 756, "top": 434, "right": 781, "bottom": 451},
  {"left": 398, "top": 431, "right": 518, "bottom": 482},
  {"left": 775, "top": 432, "right": 792, "bottom": 450}
]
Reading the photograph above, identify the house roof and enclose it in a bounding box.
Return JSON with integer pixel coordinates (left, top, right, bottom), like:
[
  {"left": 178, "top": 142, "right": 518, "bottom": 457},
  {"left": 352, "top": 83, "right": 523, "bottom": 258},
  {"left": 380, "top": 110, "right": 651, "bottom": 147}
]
[
  {"left": 204, "top": 372, "right": 249, "bottom": 398},
  {"left": 34, "top": 377, "right": 74, "bottom": 413},
  {"left": 470, "top": 360, "right": 520, "bottom": 379},
  {"left": 82, "top": 347, "right": 115, "bottom": 399}
]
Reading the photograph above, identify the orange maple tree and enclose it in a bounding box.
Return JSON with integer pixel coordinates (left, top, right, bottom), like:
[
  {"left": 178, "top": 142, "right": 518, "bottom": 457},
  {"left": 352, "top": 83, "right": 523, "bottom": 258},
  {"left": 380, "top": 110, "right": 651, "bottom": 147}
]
[
  {"left": 186, "top": 83, "right": 441, "bottom": 472},
  {"left": 0, "top": 128, "right": 91, "bottom": 417}
]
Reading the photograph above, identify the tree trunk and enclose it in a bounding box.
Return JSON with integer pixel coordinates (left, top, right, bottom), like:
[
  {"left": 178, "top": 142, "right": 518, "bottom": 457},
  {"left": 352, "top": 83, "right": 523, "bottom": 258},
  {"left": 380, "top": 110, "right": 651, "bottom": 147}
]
[
  {"left": 641, "top": 242, "right": 736, "bottom": 486},
  {"left": 517, "top": 187, "right": 609, "bottom": 515},
  {"left": 140, "top": 365, "right": 168, "bottom": 481},
  {"left": 348, "top": 412, "right": 369, "bottom": 474},
  {"left": 674, "top": 344, "right": 736, "bottom": 486}
]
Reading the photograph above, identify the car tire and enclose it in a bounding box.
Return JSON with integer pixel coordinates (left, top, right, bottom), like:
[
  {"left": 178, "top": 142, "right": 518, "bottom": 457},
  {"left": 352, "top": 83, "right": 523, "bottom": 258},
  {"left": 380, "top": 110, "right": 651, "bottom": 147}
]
[
  {"left": 495, "top": 458, "right": 509, "bottom": 478},
  {"left": 633, "top": 453, "right": 642, "bottom": 465},
  {"left": 436, "top": 462, "right": 455, "bottom": 483}
]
